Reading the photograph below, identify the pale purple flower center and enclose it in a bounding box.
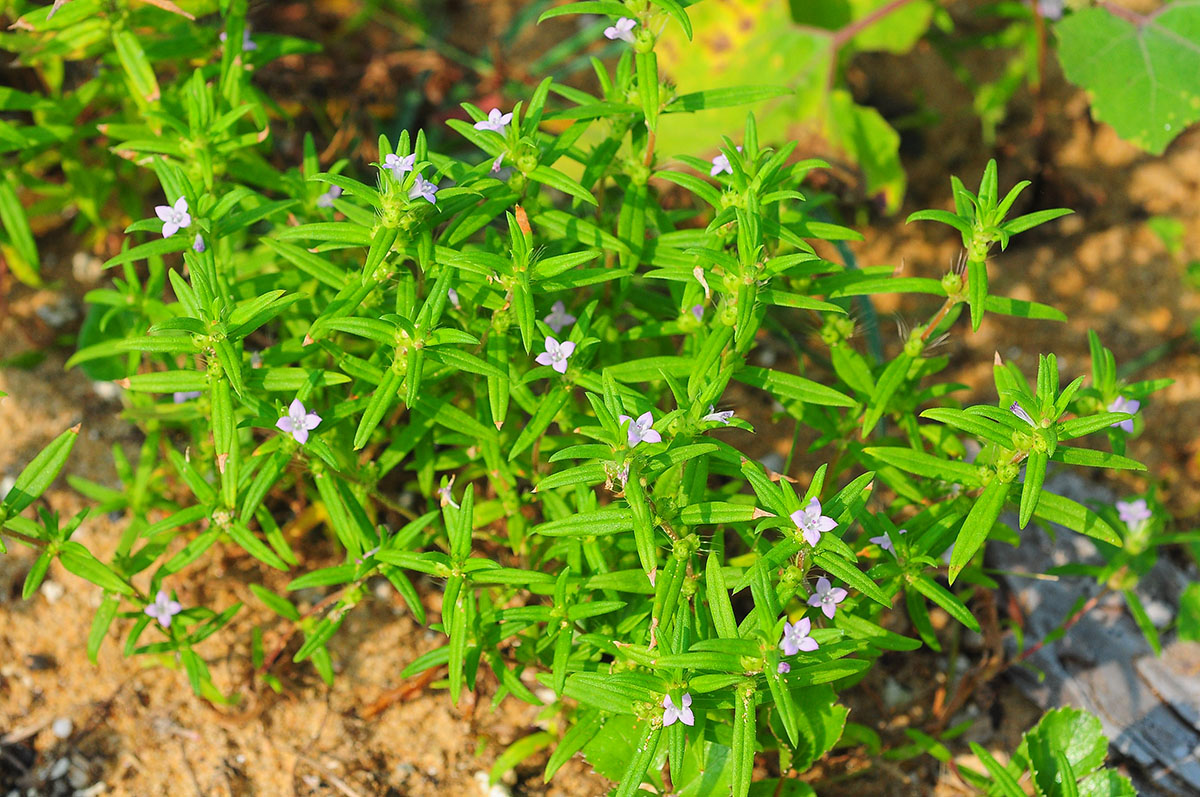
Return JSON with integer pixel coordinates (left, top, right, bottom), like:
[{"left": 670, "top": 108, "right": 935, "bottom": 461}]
[
  {"left": 474, "top": 108, "right": 513, "bottom": 134},
  {"left": 619, "top": 412, "right": 661, "bottom": 448},
  {"left": 869, "top": 528, "right": 906, "bottom": 555},
  {"left": 710, "top": 146, "right": 742, "bottom": 177},
  {"left": 604, "top": 17, "right": 637, "bottom": 43},
  {"left": 661, "top": 693, "right": 694, "bottom": 727},
  {"left": 544, "top": 301, "right": 576, "bottom": 334},
  {"left": 408, "top": 174, "right": 438, "bottom": 204},
  {"left": 144, "top": 589, "right": 182, "bottom": 628},
  {"left": 1116, "top": 499, "right": 1152, "bottom": 529}
]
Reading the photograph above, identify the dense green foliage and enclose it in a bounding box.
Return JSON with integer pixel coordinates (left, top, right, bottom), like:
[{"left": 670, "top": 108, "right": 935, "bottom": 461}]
[{"left": 0, "top": 1, "right": 1183, "bottom": 793}]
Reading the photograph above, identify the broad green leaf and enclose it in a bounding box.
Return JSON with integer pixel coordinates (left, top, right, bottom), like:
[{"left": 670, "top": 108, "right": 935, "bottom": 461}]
[{"left": 1056, "top": 3, "right": 1200, "bottom": 154}]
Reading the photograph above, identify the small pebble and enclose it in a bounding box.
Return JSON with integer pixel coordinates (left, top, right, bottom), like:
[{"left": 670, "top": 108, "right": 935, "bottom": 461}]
[
  {"left": 51, "top": 717, "right": 73, "bottom": 738},
  {"left": 49, "top": 757, "right": 70, "bottom": 780},
  {"left": 473, "top": 772, "right": 511, "bottom": 797},
  {"left": 41, "top": 581, "right": 66, "bottom": 603},
  {"left": 91, "top": 381, "right": 122, "bottom": 402}
]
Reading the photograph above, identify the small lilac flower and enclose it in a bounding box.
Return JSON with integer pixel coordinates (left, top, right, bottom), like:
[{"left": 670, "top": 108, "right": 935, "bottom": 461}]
[
  {"left": 474, "top": 108, "right": 513, "bottom": 135},
  {"left": 779, "top": 617, "right": 818, "bottom": 656},
  {"left": 807, "top": 576, "right": 848, "bottom": 620},
  {"left": 192, "top": 233, "right": 205, "bottom": 253},
  {"left": 870, "top": 528, "right": 907, "bottom": 556},
  {"left": 317, "top": 184, "right": 342, "bottom": 208},
  {"left": 604, "top": 17, "right": 637, "bottom": 44},
  {"left": 447, "top": 288, "right": 460, "bottom": 309},
  {"left": 220, "top": 27, "right": 257, "bottom": 52},
  {"left": 1116, "top": 498, "right": 1152, "bottom": 530},
  {"left": 661, "top": 693, "right": 694, "bottom": 727},
  {"left": 790, "top": 497, "right": 837, "bottom": 547},
  {"left": 535, "top": 335, "right": 575, "bottom": 374},
  {"left": 490, "top": 153, "right": 505, "bottom": 174},
  {"left": 1037, "top": 0, "right": 1064, "bottom": 20},
  {"left": 383, "top": 152, "right": 415, "bottom": 181},
  {"left": 1009, "top": 401, "right": 1036, "bottom": 427},
  {"left": 155, "top": 197, "right": 191, "bottom": 238},
  {"left": 544, "top": 301, "right": 576, "bottom": 334},
  {"left": 777, "top": 661, "right": 791, "bottom": 674},
  {"left": 702, "top": 405, "right": 734, "bottom": 425},
  {"left": 1108, "top": 396, "right": 1140, "bottom": 433},
  {"left": 690, "top": 304, "right": 704, "bottom": 322},
  {"left": 619, "top": 411, "right": 661, "bottom": 448},
  {"left": 173, "top": 391, "right": 202, "bottom": 404},
  {"left": 710, "top": 145, "right": 743, "bottom": 177},
  {"left": 276, "top": 398, "right": 322, "bottom": 444},
  {"left": 144, "top": 590, "right": 182, "bottom": 628},
  {"left": 408, "top": 174, "right": 439, "bottom": 204},
  {"left": 437, "top": 482, "right": 460, "bottom": 510}
]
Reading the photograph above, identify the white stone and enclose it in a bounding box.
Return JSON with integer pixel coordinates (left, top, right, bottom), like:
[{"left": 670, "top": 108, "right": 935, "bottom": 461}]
[{"left": 51, "top": 717, "right": 73, "bottom": 738}]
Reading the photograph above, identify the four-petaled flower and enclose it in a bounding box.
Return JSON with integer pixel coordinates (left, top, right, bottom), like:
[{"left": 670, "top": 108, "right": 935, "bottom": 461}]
[
  {"left": 155, "top": 197, "right": 191, "bottom": 238},
  {"left": 192, "top": 233, "right": 205, "bottom": 253},
  {"left": 144, "top": 590, "right": 182, "bottom": 628},
  {"left": 408, "top": 174, "right": 439, "bottom": 204},
  {"left": 710, "top": 146, "right": 743, "bottom": 177},
  {"left": 276, "top": 398, "right": 322, "bottom": 444},
  {"left": 870, "top": 528, "right": 907, "bottom": 556},
  {"left": 1108, "top": 396, "right": 1140, "bottom": 433},
  {"left": 383, "top": 152, "right": 415, "bottom": 181},
  {"left": 779, "top": 617, "right": 818, "bottom": 656},
  {"left": 1009, "top": 401, "right": 1035, "bottom": 427},
  {"left": 604, "top": 17, "right": 637, "bottom": 44},
  {"left": 619, "top": 411, "right": 661, "bottom": 448},
  {"left": 662, "top": 693, "right": 694, "bottom": 727},
  {"left": 544, "top": 301, "right": 576, "bottom": 334},
  {"left": 790, "top": 497, "right": 837, "bottom": 546},
  {"left": 806, "top": 576, "right": 848, "bottom": 620},
  {"left": 173, "top": 391, "right": 201, "bottom": 404},
  {"left": 535, "top": 335, "right": 575, "bottom": 374},
  {"left": 474, "top": 108, "right": 513, "bottom": 135},
  {"left": 702, "top": 405, "right": 734, "bottom": 425},
  {"left": 317, "top": 184, "right": 342, "bottom": 208},
  {"left": 1116, "top": 498, "right": 1152, "bottom": 530}
]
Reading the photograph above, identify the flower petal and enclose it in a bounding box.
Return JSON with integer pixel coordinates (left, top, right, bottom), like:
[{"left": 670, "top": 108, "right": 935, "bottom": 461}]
[
  {"left": 304, "top": 412, "right": 322, "bottom": 430},
  {"left": 798, "top": 637, "right": 819, "bottom": 652},
  {"left": 829, "top": 588, "right": 848, "bottom": 602},
  {"left": 288, "top": 398, "right": 306, "bottom": 417},
  {"left": 276, "top": 416, "right": 295, "bottom": 432},
  {"left": 292, "top": 427, "right": 309, "bottom": 445}
]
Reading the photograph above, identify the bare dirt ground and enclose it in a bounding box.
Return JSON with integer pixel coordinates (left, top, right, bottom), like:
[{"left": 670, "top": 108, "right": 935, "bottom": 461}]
[{"left": 2, "top": 1, "right": 1198, "bottom": 795}]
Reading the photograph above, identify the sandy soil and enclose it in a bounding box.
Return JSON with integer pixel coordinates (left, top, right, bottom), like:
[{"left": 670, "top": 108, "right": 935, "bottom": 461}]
[{"left": 2, "top": 1, "right": 1198, "bottom": 795}]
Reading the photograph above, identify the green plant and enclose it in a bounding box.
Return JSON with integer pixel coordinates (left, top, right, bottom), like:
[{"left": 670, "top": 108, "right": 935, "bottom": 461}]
[{"left": 0, "top": 0, "right": 1169, "bottom": 793}]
